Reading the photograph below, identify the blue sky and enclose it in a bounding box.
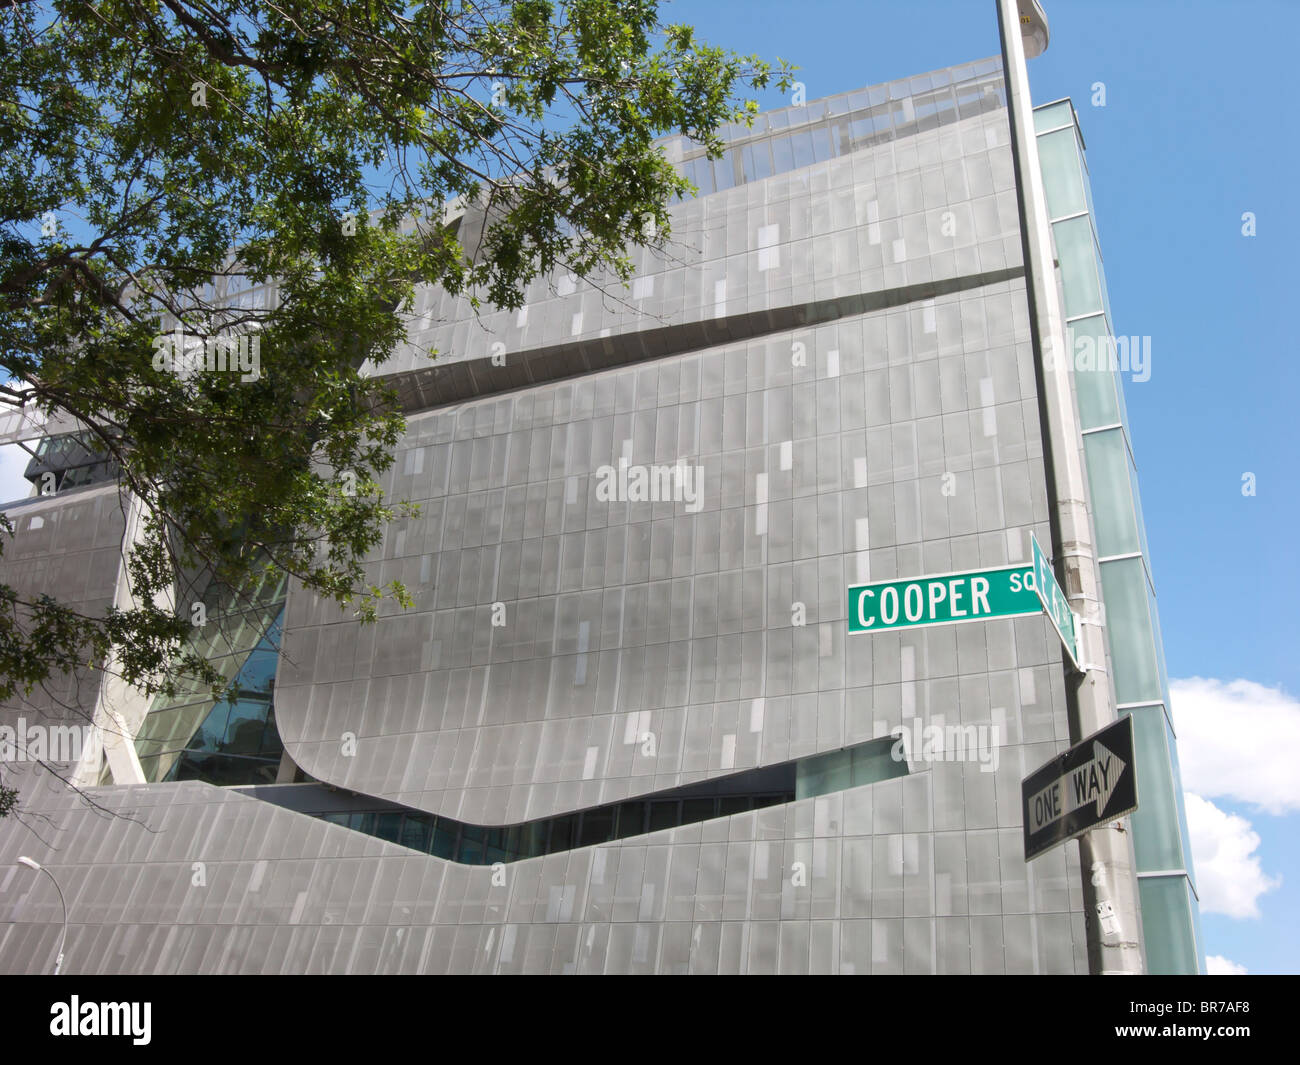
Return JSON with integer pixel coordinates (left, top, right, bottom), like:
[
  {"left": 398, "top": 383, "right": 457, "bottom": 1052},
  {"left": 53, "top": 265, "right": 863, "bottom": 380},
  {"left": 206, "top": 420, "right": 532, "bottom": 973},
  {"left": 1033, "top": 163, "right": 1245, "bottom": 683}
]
[
  {"left": 2, "top": 0, "right": 1294, "bottom": 973},
  {"left": 659, "top": 0, "right": 1299, "bottom": 974}
]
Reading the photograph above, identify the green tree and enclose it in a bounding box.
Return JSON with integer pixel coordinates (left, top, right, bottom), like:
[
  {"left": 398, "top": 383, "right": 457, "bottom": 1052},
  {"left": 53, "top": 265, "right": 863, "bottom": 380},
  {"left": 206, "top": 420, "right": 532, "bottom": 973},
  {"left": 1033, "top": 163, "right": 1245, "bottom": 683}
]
[{"left": 0, "top": 0, "right": 791, "bottom": 735}]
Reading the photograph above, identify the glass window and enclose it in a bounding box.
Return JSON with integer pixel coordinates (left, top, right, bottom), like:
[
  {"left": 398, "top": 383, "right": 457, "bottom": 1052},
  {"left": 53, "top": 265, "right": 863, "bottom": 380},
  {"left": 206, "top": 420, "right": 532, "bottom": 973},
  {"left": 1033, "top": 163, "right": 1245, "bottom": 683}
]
[
  {"left": 853, "top": 742, "right": 909, "bottom": 786},
  {"left": 789, "top": 129, "right": 815, "bottom": 170},
  {"left": 687, "top": 156, "right": 714, "bottom": 197},
  {"left": 517, "top": 822, "right": 548, "bottom": 860},
  {"left": 712, "top": 152, "right": 736, "bottom": 192},
  {"left": 1037, "top": 127, "right": 1087, "bottom": 219},
  {"left": 1069, "top": 315, "right": 1122, "bottom": 429},
  {"left": 743, "top": 141, "right": 774, "bottom": 182},
  {"left": 811, "top": 125, "right": 833, "bottom": 163},
  {"left": 616, "top": 802, "right": 646, "bottom": 838},
  {"left": 349, "top": 811, "right": 378, "bottom": 836},
  {"left": 1127, "top": 446, "right": 1153, "bottom": 569},
  {"left": 1139, "top": 876, "right": 1200, "bottom": 974},
  {"left": 398, "top": 816, "right": 432, "bottom": 853},
  {"left": 459, "top": 824, "right": 484, "bottom": 864},
  {"left": 375, "top": 812, "right": 403, "bottom": 843},
  {"left": 235, "top": 644, "right": 279, "bottom": 691},
  {"left": 484, "top": 827, "right": 510, "bottom": 862},
  {"left": 1084, "top": 429, "right": 1141, "bottom": 557},
  {"left": 547, "top": 815, "right": 575, "bottom": 852},
  {"left": 307, "top": 737, "right": 907, "bottom": 863},
  {"left": 136, "top": 597, "right": 286, "bottom": 785},
  {"left": 1146, "top": 574, "right": 1172, "bottom": 707},
  {"left": 578, "top": 808, "right": 615, "bottom": 847},
  {"left": 1099, "top": 557, "right": 1162, "bottom": 705},
  {"left": 850, "top": 108, "right": 881, "bottom": 145},
  {"left": 955, "top": 83, "right": 986, "bottom": 120},
  {"left": 1123, "top": 707, "right": 1185, "bottom": 872},
  {"left": 796, "top": 748, "right": 851, "bottom": 799},
  {"left": 260, "top": 707, "right": 284, "bottom": 758},
  {"left": 184, "top": 703, "right": 230, "bottom": 753},
  {"left": 1032, "top": 100, "right": 1073, "bottom": 132},
  {"left": 431, "top": 819, "right": 458, "bottom": 860},
  {"left": 1053, "top": 215, "right": 1104, "bottom": 318},
  {"left": 648, "top": 801, "right": 679, "bottom": 832},
  {"left": 1164, "top": 709, "right": 1198, "bottom": 892},
  {"left": 830, "top": 120, "right": 853, "bottom": 156},
  {"left": 221, "top": 697, "right": 272, "bottom": 754},
  {"left": 771, "top": 135, "right": 795, "bottom": 174},
  {"left": 1094, "top": 224, "right": 1114, "bottom": 325},
  {"left": 681, "top": 797, "right": 716, "bottom": 824}
]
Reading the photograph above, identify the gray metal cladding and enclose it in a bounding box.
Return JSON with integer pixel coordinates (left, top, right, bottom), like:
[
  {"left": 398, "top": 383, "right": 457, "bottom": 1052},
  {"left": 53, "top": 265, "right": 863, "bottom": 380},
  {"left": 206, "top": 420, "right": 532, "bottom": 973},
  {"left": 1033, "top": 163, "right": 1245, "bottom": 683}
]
[{"left": 0, "top": 60, "right": 1092, "bottom": 973}]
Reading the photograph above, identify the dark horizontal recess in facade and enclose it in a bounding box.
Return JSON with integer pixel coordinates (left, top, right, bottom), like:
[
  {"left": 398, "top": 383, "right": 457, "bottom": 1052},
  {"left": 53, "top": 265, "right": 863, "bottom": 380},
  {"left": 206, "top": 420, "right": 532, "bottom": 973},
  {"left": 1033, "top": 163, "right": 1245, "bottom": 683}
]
[
  {"left": 386, "top": 266, "right": 1024, "bottom": 416},
  {"left": 236, "top": 735, "right": 907, "bottom": 865}
]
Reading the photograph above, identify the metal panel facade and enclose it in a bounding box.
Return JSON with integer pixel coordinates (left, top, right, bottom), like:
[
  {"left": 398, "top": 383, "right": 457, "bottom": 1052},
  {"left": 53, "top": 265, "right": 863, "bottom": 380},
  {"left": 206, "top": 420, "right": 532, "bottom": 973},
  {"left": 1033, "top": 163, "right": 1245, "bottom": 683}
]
[{"left": 0, "top": 60, "right": 1098, "bottom": 973}]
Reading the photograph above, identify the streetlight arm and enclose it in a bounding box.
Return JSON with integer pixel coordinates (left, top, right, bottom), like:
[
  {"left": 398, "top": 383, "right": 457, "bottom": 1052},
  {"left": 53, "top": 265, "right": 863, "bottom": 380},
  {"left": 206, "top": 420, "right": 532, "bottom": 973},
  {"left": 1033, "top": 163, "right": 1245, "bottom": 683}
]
[
  {"left": 41, "top": 866, "right": 68, "bottom": 976},
  {"left": 1018, "top": 0, "right": 1051, "bottom": 58},
  {"left": 18, "top": 858, "right": 69, "bottom": 975}
]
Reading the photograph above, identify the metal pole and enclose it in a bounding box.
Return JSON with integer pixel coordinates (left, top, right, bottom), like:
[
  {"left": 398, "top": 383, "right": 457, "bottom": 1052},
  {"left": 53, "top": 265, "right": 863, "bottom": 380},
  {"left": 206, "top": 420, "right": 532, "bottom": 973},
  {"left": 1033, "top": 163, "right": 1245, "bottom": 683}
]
[
  {"left": 995, "top": 0, "right": 1146, "bottom": 974},
  {"left": 20, "top": 858, "right": 69, "bottom": 974},
  {"left": 42, "top": 866, "right": 68, "bottom": 976}
]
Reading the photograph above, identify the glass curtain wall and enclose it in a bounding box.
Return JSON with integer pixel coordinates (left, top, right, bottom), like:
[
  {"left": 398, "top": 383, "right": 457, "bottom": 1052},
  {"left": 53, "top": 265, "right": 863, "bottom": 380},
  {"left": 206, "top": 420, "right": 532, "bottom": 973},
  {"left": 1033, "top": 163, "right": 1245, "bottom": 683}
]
[
  {"left": 122, "top": 568, "right": 289, "bottom": 786},
  {"left": 1033, "top": 99, "right": 1202, "bottom": 974}
]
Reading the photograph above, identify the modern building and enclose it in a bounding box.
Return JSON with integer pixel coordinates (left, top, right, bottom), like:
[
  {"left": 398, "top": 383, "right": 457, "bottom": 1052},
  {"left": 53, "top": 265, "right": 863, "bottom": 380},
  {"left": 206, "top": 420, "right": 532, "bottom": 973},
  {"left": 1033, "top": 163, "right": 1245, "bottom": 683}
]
[{"left": 0, "top": 49, "right": 1202, "bottom": 973}]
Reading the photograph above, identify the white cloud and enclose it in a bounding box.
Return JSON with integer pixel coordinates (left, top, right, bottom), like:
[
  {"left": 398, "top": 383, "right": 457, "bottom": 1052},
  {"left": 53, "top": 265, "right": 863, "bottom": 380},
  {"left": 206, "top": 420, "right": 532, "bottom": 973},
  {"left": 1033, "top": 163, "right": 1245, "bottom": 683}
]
[
  {"left": 1206, "top": 955, "right": 1248, "bottom": 975},
  {"left": 1184, "top": 793, "right": 1280, "bottom": 918},
  {"left": 0, "top": 442, "right": 33, "bottom": 506},
  {"left": 1170, "top": 677, "right": 1300, "bottom": 815}
]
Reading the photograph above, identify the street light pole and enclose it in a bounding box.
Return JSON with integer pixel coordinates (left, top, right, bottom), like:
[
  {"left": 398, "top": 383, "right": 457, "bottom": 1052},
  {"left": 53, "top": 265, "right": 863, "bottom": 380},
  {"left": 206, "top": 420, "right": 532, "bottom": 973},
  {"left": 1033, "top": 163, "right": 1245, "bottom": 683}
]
[
  {"left": 17, "top": 857, "right": 68, "bottom": 975},
  {"left": 995, "top": 0, "right": 1146, "bottom": 974}
]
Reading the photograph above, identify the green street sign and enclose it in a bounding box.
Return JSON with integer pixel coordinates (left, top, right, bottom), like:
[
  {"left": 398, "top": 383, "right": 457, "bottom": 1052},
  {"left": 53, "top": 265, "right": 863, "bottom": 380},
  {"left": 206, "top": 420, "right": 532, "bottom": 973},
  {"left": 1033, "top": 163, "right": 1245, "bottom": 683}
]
[
  {"left": 1031, "top": 532, "right": 1082, "bottom": 670},
  {"left": 847, "top": 563, "right": 1042, "bottom": 634}
]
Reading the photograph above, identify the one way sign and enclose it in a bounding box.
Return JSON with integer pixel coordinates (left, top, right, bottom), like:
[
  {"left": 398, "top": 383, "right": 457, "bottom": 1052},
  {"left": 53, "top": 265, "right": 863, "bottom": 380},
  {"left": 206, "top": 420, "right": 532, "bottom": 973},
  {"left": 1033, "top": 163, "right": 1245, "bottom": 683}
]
[{"left": 1021, "top": 716, "right": 1138, "bottom": 862}]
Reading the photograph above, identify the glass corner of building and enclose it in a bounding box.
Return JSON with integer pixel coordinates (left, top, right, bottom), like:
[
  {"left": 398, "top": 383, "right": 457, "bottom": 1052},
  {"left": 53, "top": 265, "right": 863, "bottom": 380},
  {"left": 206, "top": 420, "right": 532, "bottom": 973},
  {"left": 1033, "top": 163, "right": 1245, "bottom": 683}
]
[{"left": 1035, "top": 104, "right": 1202, "bottom": 974}]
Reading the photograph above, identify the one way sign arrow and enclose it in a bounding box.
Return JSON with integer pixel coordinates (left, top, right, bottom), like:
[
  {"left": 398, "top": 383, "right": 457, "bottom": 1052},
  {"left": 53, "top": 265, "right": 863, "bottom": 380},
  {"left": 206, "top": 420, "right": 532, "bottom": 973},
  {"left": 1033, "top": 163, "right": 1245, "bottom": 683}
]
[
  {"left": 1028, "top": 741, "right": 1126, "bottom": 832},
  {"left": 1022, "top": 717, "right": 1139, "bottom": 862}
]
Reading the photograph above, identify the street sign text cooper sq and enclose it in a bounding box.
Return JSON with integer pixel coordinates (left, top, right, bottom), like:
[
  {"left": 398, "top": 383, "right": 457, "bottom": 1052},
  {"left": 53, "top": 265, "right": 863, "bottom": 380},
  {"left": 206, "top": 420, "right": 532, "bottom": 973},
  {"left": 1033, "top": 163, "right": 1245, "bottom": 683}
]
[
  {"left": 848, "top": 563, "right": 1043, "bottom": 634},
  {"left": 847, "top": 540, "right": 1085, "bottom": 673}
]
